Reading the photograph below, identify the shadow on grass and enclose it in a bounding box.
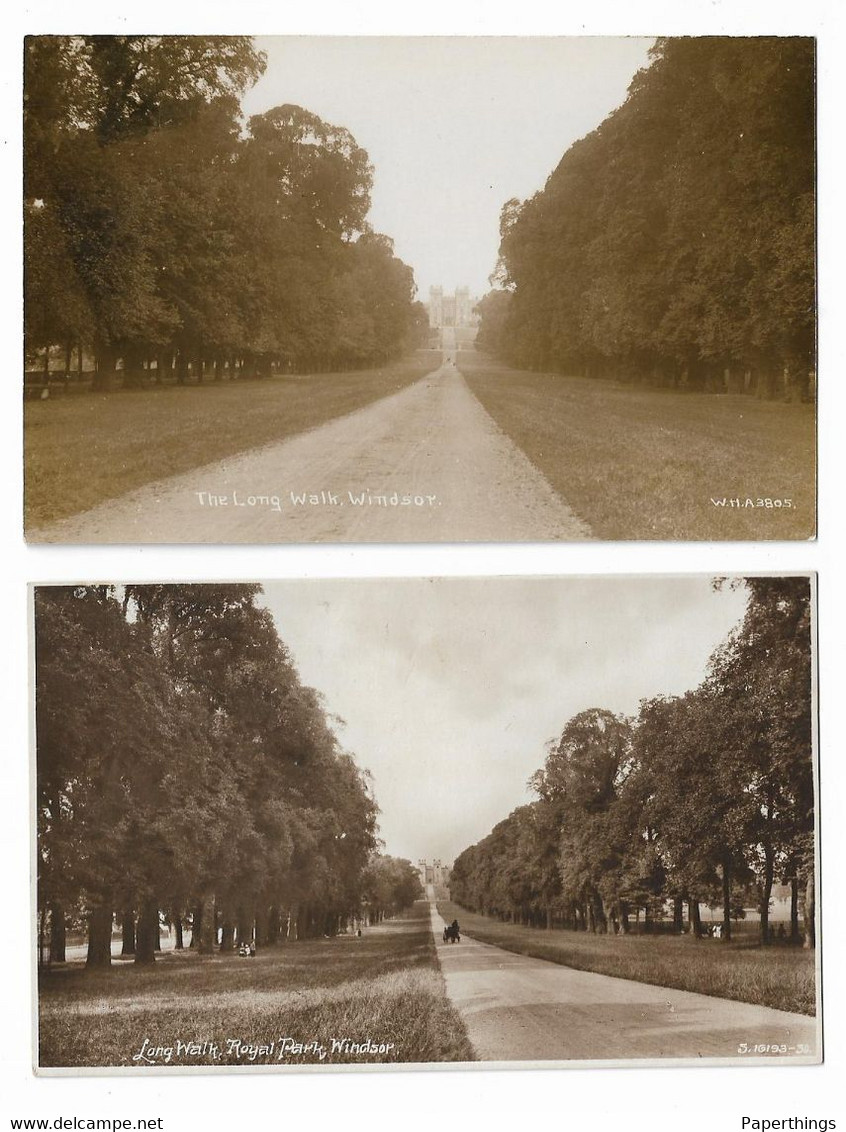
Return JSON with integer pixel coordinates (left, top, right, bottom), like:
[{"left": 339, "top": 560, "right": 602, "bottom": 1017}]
[
  {"left": 438, "top": 901, "right": 815, "bottom": 1017},
  {"left": 25, "top": 351, "right": 443, "bottom": 530},
  {"left": 458, "top": 352, "right": 815, "bottom": 541},
  {"left": 38, "top": 904, "right": 475, "bottom": 1069}
]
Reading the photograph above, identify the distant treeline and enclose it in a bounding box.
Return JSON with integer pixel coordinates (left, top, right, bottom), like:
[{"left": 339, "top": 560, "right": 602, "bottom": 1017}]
[
  {"left": 24, "top": 37, "right": 427, "bottom": 389},
  {"left": 35, "top": 584, "right": 422, "bottom": 968},
  {"left": 476, "top": 38, "right": 815, "bottom": 399},
  {"left": 450, "top": 579, "right": 815, "bottom": 947}
]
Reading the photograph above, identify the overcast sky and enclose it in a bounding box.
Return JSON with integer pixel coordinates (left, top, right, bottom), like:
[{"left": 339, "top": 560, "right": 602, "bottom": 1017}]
[
  {"left": 240, "top": 37, "right": 654, "bottom": 299},
  {"left": 259, "top": 576, "right": 749, "bottom": 866}
]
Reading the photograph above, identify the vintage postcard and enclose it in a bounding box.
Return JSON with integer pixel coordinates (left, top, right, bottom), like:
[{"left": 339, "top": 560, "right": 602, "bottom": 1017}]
[
  {"left": 32, "top": 575, "right": 820, "bottom": 1071},
  {"left": 23, "top": 35, "right": 816, "bottom": 543}
]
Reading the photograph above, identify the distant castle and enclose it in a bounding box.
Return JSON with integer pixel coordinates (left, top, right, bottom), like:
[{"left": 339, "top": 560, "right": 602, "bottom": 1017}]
[
  {"left": 418, "top": 858, "right": 451, "bottom": 887},
  {"left": 427, "top": 286, "right": 478, "bottom": 329}
]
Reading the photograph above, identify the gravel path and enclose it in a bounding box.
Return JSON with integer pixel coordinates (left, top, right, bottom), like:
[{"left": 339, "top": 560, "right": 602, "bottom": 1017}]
[
  {"left": 29, "top": 360, "right": 590, "bottom": 544},
  {"left": 429, "top": 898, "right": 818, "bottom": 1065}
]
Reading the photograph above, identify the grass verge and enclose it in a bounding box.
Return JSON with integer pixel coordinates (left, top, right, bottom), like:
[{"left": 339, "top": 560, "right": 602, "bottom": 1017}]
[
  {"left": 458, "top": 351, "right": 815, "bottom": 540},
  {"left": 38, "top": 902, "right": 474, "bottom": 1069},
  {"left": 439, "top": 901, "right": 815, "bottom": 1017},
  {"left": 25, "top": 351, "right": 442, "bottom": 530}
]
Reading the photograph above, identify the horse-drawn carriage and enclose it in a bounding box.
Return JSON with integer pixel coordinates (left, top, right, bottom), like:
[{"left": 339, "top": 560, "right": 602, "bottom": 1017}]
[{"left": 442, "top": 920, "right": 460, "bottom": 943}]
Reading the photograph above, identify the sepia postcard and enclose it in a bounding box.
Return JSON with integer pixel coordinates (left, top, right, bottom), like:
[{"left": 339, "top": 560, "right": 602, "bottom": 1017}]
[
  {"left": 32, "top": 575, "right": 820, "bottom": 1072},
  {"left": 23, "top": 35, "right": 816, "bottom": 544}
]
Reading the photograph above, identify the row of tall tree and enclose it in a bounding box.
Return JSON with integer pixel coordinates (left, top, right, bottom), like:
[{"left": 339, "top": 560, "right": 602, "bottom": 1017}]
[
  {"left": 35, "top": 584, "right": 415, "bottom": 969},
  {"left": 450, "top": 579, "right": 815, "bottom": 946},
  {"left": 362, "top": 855, "right": 425, "bottom": 924},
  {"left": 25, "top": 36, "right": 427, "bottom": 387},
  {"left": 476, "top": 38, "right": 815, "bottom": 399}
]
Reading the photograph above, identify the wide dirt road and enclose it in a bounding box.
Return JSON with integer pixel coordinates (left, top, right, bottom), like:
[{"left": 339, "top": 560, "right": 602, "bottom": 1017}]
[
  {"left": 29, "top": 359, "right": 589, "bottom": 543},
  {"left": 429, "top": 900, "right": 818, "bottom": 1065}
]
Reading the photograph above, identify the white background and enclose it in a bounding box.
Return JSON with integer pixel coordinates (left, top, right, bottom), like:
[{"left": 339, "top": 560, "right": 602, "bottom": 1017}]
[{"left": 2, "top": 0, "right": 843, "bottom": 1129}]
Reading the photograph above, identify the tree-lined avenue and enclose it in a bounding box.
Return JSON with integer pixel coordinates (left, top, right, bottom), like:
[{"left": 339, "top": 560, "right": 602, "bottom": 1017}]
[
  {"left": 30, "top": 344, "right": 590, "bottom": 543},
  {"left": 428, "top": 894, "right": 817, "bottom": 1063}
]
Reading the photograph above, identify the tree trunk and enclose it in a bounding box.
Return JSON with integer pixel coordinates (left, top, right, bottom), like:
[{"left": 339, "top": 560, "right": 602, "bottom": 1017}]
[
  {"left": 86, "top": 906, "right": 113, "bottom": 968},
  {"left": 266, "top": 906, "right": 281, "bottom": 944},
  {"left": 93, "top": 344, "right": 117, "bottom": 391},
  {"left": 790, "top": 877, "right": 801, "bottom": 944},
  {"left": 759, "top": 846, "right": 775, "bottom": 946},
  {"left": 237, "top": 906, "right": 253, "bottom": 945},
  {"left": 620, "top": 901, "right": 630, "bottom": 935},
  {"left": 190, "top": 903, "right": 201, "bottom": 948},
  {"left": 220, "top": 915, "right": 235, "bottom": 952},
  {"left": 135, "top": 899, "right": 158, "bottom": 965},
  {"left": 688, "top": 898, "right": 702, "bottom": 939},
  {"left": 303, "top": 904, "right": 315, "bottom": 938},
  {"left": 726, "top": 366, "right": 745, "bottom": 394},
  {"left": 673, "top": 896, "right": 684, "bottom": 933},
  {"left": 197, "top": 896, "right": 216, "bottom": 955},
  {"left": 50, "top": 902, "right": 66, "bottom": 962},
  {"left": 756, "top": 368, "right": 778, "bottom": 400},
  {"left": 784, "top": 361, "right": 809, "bottom": 403},
  {"left": 803, "top": 868, "right": 815, "bottom": 950},
  {"left": 255, "top": 905, "right": 270, "bottom": 947},
  {"left": 593, "top": 896, "right": 607, "bottom": 932},
  {"left": 721, "top": 861, "right": 732, "bottom": 941},
  {"left": 120, "top": 910, "right": 136, "bottom": 955},
  {"left": 174, "top": 916, "right": 184, "bottom": 950},
  {"left": 155, "top": 352, "right": 171, "bottom": 384},
  {"left": 122, "top": 347, "right": 144, "bottom": 389},
  {"left": 38, "top": 905, "right": 47, "bottom": 968}
]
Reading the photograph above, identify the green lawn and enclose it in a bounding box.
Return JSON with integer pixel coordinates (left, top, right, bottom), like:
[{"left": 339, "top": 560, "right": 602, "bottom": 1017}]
[
  {"left": 25, "top": 351, "right": 441, "bottom": 531},
  {"left": 439, "top": 901, "right": 816, "bottom": 1016},
  {"left": 38, "top": 902, "right": 473, "bottom": 1069},
  {"left": 458, "top": 351, "right": 816, "bottom": 540}
]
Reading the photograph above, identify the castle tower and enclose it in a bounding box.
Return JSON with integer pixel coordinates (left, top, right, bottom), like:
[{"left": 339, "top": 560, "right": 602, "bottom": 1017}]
[
  {"left": 454, "top": 287, "right": 471, "bottom": 327},
  {"left": 428, "top": 286, "right": 443, "bottom": 328}
]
